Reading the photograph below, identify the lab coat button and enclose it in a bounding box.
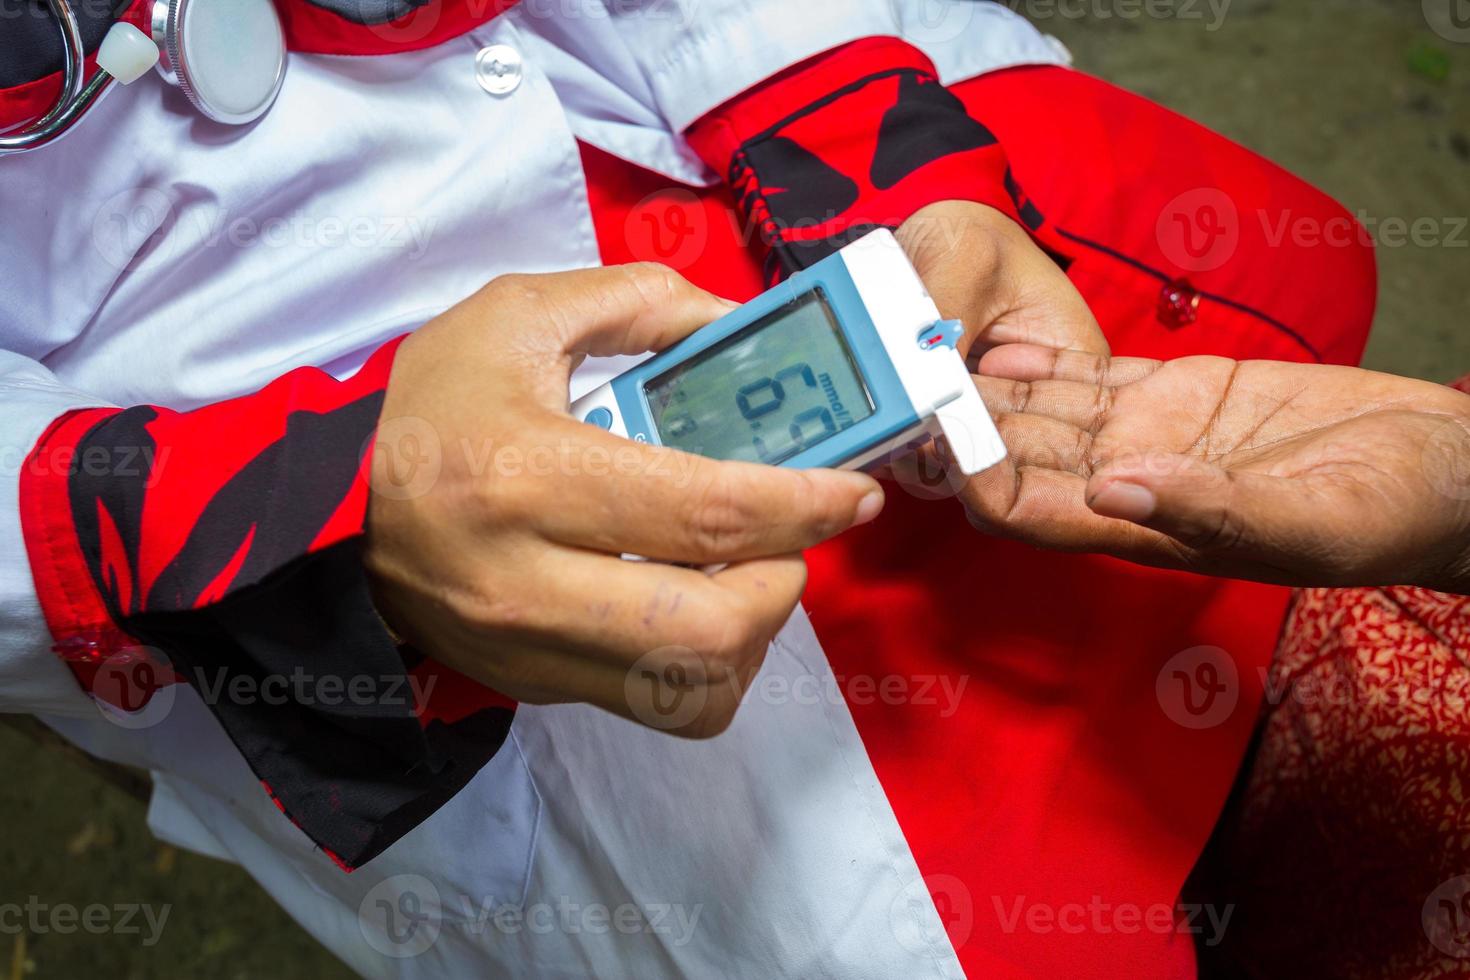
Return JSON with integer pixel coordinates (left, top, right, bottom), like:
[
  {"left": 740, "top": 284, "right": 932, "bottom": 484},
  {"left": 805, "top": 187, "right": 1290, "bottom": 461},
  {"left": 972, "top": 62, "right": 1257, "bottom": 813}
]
[
  {"left": 476, "top": 44, "right": 523, "bottom": 96},
  {"left": 1158, "top": 277, "right": 1202, "bottom": 328}
]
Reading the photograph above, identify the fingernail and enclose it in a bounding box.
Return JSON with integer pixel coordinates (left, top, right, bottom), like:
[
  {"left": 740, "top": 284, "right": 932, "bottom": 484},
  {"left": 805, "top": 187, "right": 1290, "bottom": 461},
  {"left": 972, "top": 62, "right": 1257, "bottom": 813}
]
[
  {"left": 854, "top": 490, "right": 885, "bottom": 527},
  {"left": 1088, "top": 481, "right": 1156, "bottom": 523}
]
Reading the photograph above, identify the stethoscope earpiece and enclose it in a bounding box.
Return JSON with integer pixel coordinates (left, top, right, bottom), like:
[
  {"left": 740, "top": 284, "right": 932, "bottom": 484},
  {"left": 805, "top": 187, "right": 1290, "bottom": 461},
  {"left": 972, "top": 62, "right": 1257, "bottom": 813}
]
[
  {"left": 0, "top": 0, "right": 287, "bottom": 155},
  {"left": 96, "top": 22, "right": 160, "bottom": 84}
]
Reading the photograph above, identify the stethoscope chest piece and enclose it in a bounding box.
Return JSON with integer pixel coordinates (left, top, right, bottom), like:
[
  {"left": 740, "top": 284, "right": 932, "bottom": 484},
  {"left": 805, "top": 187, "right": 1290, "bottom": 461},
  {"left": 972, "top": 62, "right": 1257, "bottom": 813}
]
[{"left": 152, "top": 0, "right": 287, "bottom": 126}]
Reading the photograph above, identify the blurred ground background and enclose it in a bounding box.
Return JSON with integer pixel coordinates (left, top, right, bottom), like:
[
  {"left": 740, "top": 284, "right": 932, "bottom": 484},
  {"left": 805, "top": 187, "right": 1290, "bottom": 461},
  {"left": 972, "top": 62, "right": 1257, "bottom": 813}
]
[
  {"left": 1041, "top": 0, "right": 1470, "bottom": 380},
  {"left": 2, "top": 1, "right": 1467, "bottom": 977}
]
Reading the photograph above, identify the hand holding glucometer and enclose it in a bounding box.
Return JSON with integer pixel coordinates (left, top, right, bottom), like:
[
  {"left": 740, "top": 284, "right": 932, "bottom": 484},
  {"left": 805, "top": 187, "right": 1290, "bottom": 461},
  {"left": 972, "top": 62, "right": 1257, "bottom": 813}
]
[
  {"left": 366, "top": 265, "right": 885, "bottom": 737},
  {"left": 571, "top": 230, "right": 1007, "bottom": 477}
]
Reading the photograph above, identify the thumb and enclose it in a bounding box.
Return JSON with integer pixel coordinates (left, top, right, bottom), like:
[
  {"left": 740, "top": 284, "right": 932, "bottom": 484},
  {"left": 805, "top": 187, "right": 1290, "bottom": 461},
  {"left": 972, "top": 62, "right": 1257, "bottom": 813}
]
[
  {"left": 522, "top": 263, "right": 737, "bottom": 359},
  {"left": 1084, "top": 454, "right": 1314, "bottom": 561}
]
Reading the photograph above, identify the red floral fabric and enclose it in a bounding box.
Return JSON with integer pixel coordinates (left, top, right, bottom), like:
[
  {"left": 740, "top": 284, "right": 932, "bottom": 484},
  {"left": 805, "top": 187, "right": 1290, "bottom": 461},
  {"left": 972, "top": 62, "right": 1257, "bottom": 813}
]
[{"left": 1190, "top": 379, "right": 1470, "bottom": 978}]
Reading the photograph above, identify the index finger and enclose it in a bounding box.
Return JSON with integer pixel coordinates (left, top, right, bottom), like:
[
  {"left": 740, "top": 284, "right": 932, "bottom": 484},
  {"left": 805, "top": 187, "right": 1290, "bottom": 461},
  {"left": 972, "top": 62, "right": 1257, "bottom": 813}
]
[
  {"left": 519, "top": 416, "right": 885, "bottom": 563},
  {"left": 978, "top": 344, "right": 1163, "bottom": 387}
]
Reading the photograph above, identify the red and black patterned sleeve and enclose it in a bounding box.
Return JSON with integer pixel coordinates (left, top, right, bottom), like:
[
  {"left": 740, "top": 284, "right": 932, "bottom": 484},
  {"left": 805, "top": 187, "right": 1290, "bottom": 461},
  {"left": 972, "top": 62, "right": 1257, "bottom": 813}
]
[
  {"left": 18, "top": 338, "right": 515, "bottom": 871},
  {"left": 687, "top": 37, "right": 1034, "bottom": 285}
]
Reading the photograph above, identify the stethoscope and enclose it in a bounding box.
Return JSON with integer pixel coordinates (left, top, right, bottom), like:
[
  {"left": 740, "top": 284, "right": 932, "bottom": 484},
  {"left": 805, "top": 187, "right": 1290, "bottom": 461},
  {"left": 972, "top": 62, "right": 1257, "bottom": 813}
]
[{"left": 0, "top": 0, "right": 287, "bottom": 155}]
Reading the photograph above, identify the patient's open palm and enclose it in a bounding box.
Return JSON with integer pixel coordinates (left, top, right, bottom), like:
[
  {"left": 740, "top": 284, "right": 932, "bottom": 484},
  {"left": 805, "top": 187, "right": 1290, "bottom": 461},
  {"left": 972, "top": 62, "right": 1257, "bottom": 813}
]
[{"left": 961, "top": 345, "right": 1470, "bottom": 592}]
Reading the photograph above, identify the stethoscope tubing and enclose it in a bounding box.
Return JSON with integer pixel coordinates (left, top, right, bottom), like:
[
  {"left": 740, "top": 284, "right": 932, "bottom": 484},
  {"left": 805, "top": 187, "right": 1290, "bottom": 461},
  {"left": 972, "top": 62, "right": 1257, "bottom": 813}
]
[{"left": 0, "top": 0, "right": 98, "bottom": 153}]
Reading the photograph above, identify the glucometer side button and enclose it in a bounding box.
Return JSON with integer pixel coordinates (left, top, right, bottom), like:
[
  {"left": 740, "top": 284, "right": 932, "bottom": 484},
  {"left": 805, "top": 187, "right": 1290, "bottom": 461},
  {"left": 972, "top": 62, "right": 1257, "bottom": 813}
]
[
  {"left": 918, "top": 319, "right": 965, "bottom": 351},
  {"left": 583, "top": 407, "right": 615, "bottom": 430}
]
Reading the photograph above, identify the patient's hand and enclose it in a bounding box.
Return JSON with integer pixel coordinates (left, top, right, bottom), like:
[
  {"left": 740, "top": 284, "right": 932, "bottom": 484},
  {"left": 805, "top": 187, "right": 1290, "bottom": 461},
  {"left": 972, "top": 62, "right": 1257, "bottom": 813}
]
[
  {"left": 962, "top": 345, "right": 1470, "bottom": 594},
  {"left": 892, "top": 201, "right": 1108, "bottom": 496}
]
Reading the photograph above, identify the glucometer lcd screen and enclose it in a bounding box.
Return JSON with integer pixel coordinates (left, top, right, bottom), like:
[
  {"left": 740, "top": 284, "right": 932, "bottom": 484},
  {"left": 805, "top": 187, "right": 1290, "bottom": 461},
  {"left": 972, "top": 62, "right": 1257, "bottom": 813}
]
[{"left": 644, "top": 289, "right": 875, "bottom": 464}]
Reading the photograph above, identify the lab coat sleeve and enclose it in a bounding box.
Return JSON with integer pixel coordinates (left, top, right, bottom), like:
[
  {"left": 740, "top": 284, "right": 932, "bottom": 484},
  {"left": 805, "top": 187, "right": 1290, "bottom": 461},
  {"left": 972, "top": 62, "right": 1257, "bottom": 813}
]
[
  {"left": 0, "top": 351, "right": 115, "bottom": 717},
  {"left": 9, "top": 336, "right": 517, "bottom": 870},
  {"left": 683, "top": 36, "right": 1025, "bottom": 280},
  {"left": 526, "top": 1, "right": 1048, "bottom": 278},
  {"left": 573, "top": 0, "right": 1058, "bottom": 134}
]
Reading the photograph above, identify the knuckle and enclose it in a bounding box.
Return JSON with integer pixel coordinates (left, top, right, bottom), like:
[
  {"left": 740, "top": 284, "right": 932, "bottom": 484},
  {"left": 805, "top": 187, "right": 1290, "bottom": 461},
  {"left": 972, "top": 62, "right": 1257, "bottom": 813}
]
[
  {"left": 1188, "top": 503, "right": 1246, "bottom": 553},
  {"left": 1070, "top": 428, "right": 1095, "bottom": 475},
  {"left": 457, "top": 581, "right": 535, "bottom": 634},
  {"left": 677, "top": 619, "right": 729, "bottom": 668},
  {"left": 468, "top": 470, "right": 530, "bottom": 524},
  {"left": 1199, "top": 473, "right": 1251, "bottom": 552},
  {"left": 704, "top": 603, "right": 764, "bottom": 672},
  {"left": 1012, "top": 379, "right": 1034, "bottom": 415},
  {"left": 686, "top": 472, "right": 758, "bottom": 558},
  {"left": 705, "top": 621, "right": 752, "bottom": 672},
  {"left": 623, "top": 261, "right": 681, "bottom": 293},
  {"left": 686, "top": 632, "right": 768, "bottom": 740},
  {"left": 1162, "top": 536, "right": 1203, "bottom": 570},
  {"left": 618, "top": 262, "right": 686, "bottom": 313},
  {"left": 1089, "top": 384, "right": 1115, "bottom": 434},
  {"left": 484, "top": 274, "right": 561, "bottom": 331},
  {"left": 483, "top": 272, "right": 537, "bottom": 303},
  {"left": 1048, "top": 345, "right": 1067, "bottom": 382}
]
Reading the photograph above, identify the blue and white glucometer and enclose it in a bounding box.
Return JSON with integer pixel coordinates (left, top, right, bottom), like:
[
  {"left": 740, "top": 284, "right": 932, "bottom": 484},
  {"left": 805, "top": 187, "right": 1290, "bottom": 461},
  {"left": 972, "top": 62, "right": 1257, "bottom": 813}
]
[{"left": 571, "top": 230, "right": 1007, "bottom": 476}]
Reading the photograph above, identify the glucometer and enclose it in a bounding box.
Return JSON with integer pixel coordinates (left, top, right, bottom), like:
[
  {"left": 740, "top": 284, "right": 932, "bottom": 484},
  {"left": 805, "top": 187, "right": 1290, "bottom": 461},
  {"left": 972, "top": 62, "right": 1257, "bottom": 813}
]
[{"left": 571, "top": 230, "right": 1007, "bottom": 476}]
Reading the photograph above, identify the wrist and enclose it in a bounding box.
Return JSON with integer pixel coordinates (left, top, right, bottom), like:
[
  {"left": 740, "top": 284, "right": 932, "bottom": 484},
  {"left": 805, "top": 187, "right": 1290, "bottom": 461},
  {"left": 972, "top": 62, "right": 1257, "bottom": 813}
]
[
  {"left": 1414, "top": 392, "right": 1470, "bottom": 595},
  {"left": 898, "top": 200, "right": 1029, "bottom": 277}
]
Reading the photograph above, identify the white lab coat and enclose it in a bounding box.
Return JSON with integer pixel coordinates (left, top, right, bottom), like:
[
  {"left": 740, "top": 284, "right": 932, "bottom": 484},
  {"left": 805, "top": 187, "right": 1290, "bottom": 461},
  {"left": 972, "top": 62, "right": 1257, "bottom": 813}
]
[{"left": 0, "top": 3, "right": 1067, "bottom": 975}]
